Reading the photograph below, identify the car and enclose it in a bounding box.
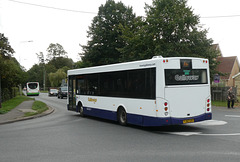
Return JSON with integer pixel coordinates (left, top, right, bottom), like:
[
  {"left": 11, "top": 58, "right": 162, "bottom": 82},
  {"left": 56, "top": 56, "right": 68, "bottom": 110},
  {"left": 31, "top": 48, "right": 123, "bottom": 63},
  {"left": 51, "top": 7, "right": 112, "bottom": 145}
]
[
  {"left": 49, "top": 89, "right": 58, "bottom": 96},
  {"left": 58, "top": 86, "right": 67, "bottom": 99}
]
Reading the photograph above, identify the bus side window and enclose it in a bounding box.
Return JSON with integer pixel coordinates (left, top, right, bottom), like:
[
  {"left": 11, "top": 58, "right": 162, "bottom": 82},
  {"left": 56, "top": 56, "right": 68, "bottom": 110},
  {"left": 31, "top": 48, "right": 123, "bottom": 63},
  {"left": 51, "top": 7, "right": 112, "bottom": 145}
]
[{"left": 77, "top": 78, "right": 85, "bottom": 95}]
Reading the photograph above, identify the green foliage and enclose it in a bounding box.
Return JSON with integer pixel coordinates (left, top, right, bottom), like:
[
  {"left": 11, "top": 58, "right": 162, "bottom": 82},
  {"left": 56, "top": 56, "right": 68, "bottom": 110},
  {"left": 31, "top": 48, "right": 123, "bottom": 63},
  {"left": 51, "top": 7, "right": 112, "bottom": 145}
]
[
  {"left": 74, "top": 61, "right": 92, "bottom": 69},
  {"left": 47, "top": 57, "right": 73, "bottom": 70},
  {"left": 0, "top": 33, "right": 27, "bottom": 102},
  {"left": 48, "top": 68, "right": 67, "bottom": 87},
  {"left": 27, "top": 43, "right": 73, "bottom": 88},
  {"left": 81, "top": 0, "right": 136, "bottom": 66},
  {"left": 46, "top": 43, "right": 67, "bottom": 61},
  {"left": 79, "top": 0, "right": 218, "bottom": 78},
  {"left": 119, "top": 0, "right": 218, "bottom": 78},
  {"left": 27, "top": 64, "right": 43, "bottom": 83},
  {"left": 0, "top": 33, "right": 15, "bottom": 57}
]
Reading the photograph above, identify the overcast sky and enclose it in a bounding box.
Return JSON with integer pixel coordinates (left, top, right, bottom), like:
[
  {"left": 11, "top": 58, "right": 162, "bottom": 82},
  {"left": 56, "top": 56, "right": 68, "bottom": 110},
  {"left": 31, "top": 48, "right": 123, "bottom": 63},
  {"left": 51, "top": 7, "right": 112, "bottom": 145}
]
[{"left": 1, "top": 0, "right": 240, "bottom": 70}]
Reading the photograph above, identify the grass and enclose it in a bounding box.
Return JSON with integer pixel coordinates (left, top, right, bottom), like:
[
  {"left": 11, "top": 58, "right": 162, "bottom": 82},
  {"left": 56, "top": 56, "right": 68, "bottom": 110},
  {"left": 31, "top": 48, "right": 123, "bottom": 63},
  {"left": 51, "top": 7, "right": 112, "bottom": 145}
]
[
  {"left": 212, "top": 100, "right": 240, "bottom": 108},
  {"left": 211, "top": 101, "right": 227, "bottom": 107},
  {"left": 0, "top": 95, "right": 48, "bottom": 117},
  {"left": 24, "top": 101, "right": 48, "bottom": 117},
  {"left": 0, "top": 95, "right": 33, "bottom": 114}
]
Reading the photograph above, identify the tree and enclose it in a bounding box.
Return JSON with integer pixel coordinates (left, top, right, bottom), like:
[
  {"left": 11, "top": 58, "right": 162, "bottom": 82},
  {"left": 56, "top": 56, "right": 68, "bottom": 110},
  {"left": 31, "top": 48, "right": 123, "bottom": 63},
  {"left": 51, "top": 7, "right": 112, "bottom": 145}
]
[
  {"left": 0, "top": 33, "right": 15, "bottom": 58},
  {"left": 48, "top": 69, "right": 66, "bottom": 87},
  {"left": 119, "top": 0, "right": 218, "bottom": 77},
  {"left": 46, "top": 43, "right": 67, "bottom": 61},
  {"left": 27, "top": 64, "right": 43, "bottom": 86},
  {"left": 0, "top": 33, "right": 26, "bottom": 102},
  {"left": 81, "top": 0, "right": 136, "bottom": 66},
  {"left": 47, "top": 57, "right": 73, "bottom": 70}
]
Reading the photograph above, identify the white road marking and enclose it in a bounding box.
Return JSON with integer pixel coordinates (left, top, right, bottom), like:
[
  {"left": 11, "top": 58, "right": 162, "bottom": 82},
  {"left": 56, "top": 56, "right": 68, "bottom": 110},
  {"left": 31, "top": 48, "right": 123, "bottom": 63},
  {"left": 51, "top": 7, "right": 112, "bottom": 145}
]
[
  {"left": 225, "top": 115, "right": 240, "bottom": 118},
  {"left": 188, "top": 120, "right": 227, "bottom": 126},
  {"left": 169, "top": 132, "right": 240, "bottom": 136},
  {"left": 199, "top": 133, "right": 240, "bottom": 136},
  {"left": 168, "top": 120, "right": 230, "bottom": 136},
  {"left": 169, "top": 132, "right": 202, "bottom": 136}
]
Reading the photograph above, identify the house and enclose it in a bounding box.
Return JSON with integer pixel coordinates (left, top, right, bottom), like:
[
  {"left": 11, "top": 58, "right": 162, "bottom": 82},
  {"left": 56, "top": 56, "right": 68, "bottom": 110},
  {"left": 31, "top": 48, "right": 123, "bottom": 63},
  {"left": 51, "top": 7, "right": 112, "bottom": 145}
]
[
  {"left": 215, "top": 56, "right": 240, "bottom": 87},
  {"left": 233, "top": 73, "right": 240, "bottom": 96}
]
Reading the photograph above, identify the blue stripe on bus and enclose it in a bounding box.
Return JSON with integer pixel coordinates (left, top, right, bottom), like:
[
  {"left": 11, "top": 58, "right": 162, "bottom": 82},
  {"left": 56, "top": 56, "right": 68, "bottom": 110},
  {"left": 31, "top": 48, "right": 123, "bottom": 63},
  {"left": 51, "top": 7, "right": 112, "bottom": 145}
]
[
  {"left": 87, "top": 107, "right": 212, "bottom": 126},
  {"left": 70, "top": 105, "right": 212, "bottom": 126},
  {"left": 83, "top": 106, "right": 117, "bottom": 121}
]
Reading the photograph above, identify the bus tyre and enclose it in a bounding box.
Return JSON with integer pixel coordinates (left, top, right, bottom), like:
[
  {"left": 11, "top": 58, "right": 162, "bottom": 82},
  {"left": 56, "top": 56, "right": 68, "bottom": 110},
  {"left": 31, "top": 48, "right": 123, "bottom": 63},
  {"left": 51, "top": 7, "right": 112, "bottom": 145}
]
[
  {"left": 118, "top": 108, "right": 127, "bottom": 126},
  {"left": 79, "top": 104, "right": 84, "bottom": 117}
]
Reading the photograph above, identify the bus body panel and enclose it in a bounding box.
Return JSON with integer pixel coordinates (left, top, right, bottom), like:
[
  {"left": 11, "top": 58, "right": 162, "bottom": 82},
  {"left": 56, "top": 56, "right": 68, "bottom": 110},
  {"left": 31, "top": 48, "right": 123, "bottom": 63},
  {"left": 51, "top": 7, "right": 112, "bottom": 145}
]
[
  {"left": 68, "top": 57, "right": 212, "bottom": 126},
  {"left": 76, "top": 96, "right": 157, "bottom": 123},
  {"left": 165, "top": 85, "right": 210, "bottom": 118}
]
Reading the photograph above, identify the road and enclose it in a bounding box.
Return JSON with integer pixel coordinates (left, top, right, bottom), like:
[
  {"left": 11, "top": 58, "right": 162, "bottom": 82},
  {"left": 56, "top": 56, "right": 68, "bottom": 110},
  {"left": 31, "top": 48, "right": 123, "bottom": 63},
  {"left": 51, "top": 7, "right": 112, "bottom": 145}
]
[{"left": 1, "top": 93, "right": 240, "bottom": 162}]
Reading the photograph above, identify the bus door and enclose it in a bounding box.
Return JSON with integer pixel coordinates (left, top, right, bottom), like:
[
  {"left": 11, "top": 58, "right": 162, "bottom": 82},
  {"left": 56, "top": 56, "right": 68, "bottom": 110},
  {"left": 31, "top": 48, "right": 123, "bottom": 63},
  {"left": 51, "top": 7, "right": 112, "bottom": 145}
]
[{"left": 68, "top": 76, "right": 76, "bottom": 111}]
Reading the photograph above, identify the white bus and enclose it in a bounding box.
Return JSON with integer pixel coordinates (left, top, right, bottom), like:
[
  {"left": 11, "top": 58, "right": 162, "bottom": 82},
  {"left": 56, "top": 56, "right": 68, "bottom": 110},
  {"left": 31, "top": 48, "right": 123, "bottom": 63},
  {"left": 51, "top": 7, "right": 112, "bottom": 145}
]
[
  {"left": 67, "top": 57, "right": 212, "bottom": 126},
  {"left": 26, "top": 82, "right": 40, "bottom": 96}
]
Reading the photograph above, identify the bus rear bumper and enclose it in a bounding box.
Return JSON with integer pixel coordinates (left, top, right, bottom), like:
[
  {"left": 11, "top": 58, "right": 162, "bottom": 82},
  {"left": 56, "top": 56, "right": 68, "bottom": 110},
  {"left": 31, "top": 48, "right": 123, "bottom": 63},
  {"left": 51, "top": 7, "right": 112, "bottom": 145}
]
[
  {"left": 27, "top": 93, "right": 39, "bottom": 96},
  {"left": 170, "top": 113, "right": 212, "bottom": 125},
  {"left": 138, "top": 113, "right": 212, "bottom": 127}
]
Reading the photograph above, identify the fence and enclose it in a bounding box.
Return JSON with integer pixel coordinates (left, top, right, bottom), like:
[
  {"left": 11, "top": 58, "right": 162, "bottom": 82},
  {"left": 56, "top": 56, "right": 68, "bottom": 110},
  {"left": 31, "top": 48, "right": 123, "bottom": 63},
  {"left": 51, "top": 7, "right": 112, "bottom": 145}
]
[{"left": 211, "top": 87, "right": 237, "bottom": 101}]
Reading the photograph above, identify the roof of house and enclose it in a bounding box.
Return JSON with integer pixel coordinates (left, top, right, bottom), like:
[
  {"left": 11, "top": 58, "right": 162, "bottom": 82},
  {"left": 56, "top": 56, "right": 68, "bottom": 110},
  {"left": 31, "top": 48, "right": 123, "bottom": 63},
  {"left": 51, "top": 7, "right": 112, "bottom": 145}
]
[{"left": 216, "top": 56, "right": 239, "bottom": 80}]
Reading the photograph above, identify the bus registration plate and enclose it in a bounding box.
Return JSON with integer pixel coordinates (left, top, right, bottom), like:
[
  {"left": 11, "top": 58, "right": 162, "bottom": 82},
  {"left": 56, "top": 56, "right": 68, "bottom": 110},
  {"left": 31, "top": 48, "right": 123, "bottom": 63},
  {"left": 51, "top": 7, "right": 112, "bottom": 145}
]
[{"left": 183, "top": 119, "right": 194, "bottom": 124}]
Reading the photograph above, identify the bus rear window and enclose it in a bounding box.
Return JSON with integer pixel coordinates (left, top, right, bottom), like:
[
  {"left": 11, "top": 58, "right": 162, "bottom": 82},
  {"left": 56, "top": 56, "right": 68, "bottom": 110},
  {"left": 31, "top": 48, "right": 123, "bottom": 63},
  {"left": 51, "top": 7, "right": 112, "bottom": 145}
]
[
  {"left": 165, "top": 69, "right": 208, "bottom": 86},
  {"left": 28, "top": 83, "right": 38, "bottom": 89}
]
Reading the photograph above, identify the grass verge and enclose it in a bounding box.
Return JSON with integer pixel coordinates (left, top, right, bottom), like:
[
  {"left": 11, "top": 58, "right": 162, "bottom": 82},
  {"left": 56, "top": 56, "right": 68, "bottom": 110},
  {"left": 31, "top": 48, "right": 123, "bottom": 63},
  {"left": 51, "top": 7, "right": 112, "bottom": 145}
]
[
  {"left": 0, "top": 96, "right": 33, "bottom": 114},
  {"left": 24, "top": 101, "right": 48, "bottom": 117},
  {"left": 211, "top": 101, "right": 227, "bottom": 107},
  {"left": 212, "top": 100, "right": 240, "bottom": 107}
]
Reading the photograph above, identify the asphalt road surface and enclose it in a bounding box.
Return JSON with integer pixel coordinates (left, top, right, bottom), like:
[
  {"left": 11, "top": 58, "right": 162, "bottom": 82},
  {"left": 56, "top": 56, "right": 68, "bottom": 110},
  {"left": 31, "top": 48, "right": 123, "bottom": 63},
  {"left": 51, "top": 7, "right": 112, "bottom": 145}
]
[{"left": 1, "top": 93, "right": 240, "bottom": 162}]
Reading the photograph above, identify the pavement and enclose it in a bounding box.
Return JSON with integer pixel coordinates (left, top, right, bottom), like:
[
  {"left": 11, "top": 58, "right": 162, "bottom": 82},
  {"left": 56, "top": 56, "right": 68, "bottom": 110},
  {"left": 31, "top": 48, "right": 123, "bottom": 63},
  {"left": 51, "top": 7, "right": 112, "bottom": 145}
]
[{"left": 0, "top": 100, "right": 54, "bottom": 125}]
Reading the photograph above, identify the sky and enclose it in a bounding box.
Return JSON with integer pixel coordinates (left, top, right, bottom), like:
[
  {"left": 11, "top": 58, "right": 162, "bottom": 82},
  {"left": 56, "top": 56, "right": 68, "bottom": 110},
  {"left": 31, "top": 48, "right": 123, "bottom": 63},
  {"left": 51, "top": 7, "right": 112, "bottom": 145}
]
[{"left": 0, "top": 0, "right": 240, "bottom": 70}]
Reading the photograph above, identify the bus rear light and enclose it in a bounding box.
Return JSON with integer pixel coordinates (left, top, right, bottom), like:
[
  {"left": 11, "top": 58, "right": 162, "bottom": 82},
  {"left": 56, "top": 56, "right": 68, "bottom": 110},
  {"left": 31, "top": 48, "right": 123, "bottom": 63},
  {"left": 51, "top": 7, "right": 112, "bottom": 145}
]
[
  {"left": 164, "top": 112, "right": 168, "bottom": 116},
  {"left": 207, "top": 99, "right": 210, "bottom": 103},
  {"left": 207, "top": 103, "right": 210, "bottom": 107},
  {"left": 164, "top": 107, "right": 168, "bottom": 111},
  {"left": 164, "top": 102, "right": 168, "bottom": 106},
  {"left": 207, "top": 108, "right": 210, "bottom": 112},
  {"left": 203, "top": 60, "right": 208, "bottom": 64}
]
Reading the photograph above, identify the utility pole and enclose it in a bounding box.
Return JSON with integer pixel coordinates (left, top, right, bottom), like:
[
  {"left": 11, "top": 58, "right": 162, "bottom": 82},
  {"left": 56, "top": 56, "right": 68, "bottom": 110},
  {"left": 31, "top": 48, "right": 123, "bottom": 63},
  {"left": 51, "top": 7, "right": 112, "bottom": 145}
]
[{"left": 41, "top": 57, "right": 46, "bottom": 91}]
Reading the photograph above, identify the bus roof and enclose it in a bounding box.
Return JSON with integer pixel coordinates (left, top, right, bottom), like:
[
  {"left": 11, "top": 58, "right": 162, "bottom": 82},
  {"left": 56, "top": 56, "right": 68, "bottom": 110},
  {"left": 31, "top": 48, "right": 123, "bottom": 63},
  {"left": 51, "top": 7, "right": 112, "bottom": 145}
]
[{"left": 68, "top": 57, "right": 207, "bottom": 76}]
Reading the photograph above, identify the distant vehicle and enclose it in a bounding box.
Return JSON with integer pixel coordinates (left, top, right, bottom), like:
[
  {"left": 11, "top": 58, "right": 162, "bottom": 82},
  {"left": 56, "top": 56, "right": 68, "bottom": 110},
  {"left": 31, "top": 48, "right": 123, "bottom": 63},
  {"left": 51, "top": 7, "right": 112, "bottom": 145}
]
[
  {"left": 58, "top": 86, "right": 67, "bottom": 99},
  {"left": 67, "top": 56, "right": 212, "bottom": 126},
  {"left": 26, "top": 82, "right": 40, "bottom": 96},
  {"left": 49, "top": 89, "right": 58, "bottom": 96}
]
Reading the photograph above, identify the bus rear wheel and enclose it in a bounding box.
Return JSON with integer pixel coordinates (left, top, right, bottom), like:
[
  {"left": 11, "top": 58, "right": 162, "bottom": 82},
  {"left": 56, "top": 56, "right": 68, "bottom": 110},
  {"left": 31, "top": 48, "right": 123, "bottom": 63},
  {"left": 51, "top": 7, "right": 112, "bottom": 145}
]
[{"left": 118, "top": 108, "right": 127, "bottom": 126}]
